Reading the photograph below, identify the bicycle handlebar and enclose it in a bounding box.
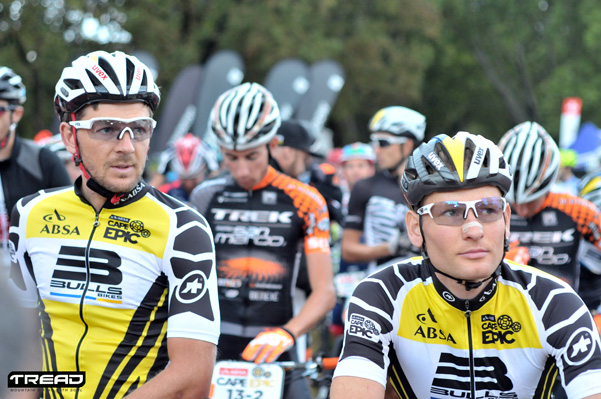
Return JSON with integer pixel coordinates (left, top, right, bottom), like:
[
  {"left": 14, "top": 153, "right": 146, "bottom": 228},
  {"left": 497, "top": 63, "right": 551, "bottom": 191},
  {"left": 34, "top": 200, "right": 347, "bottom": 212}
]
[{"left": 273, "top": 356, "right": 339, "bottom": 371}]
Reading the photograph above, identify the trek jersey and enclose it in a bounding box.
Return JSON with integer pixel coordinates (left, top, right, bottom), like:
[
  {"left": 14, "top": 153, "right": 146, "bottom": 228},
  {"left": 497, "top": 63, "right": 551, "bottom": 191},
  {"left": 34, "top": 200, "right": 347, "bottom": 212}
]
[
  {"left": 343, "top": 170, "right": 416, "bottom": 268},
  {"left": 334, "top": 257, "right": 601, "bottom": 399},
  {"left": 9, "top": 178, "right": 220, "bottom": 399},
  {"left": 190, "top": 166, "right": 330, "bottom": 339},
  {"left": 508, "top": 191, "right": 601, "bottom": 290}
]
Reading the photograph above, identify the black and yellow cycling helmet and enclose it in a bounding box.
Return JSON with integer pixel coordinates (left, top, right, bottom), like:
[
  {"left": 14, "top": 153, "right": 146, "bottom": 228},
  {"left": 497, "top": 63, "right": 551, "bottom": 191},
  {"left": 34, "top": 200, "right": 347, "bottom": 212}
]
[{"left": 401, "top": 131, "right": 513, "bottom": 209}]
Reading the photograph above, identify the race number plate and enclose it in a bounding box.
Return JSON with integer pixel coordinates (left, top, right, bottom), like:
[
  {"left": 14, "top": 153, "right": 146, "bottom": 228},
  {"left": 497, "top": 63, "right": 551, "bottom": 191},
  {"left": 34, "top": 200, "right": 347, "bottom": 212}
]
[{"left": 209, "top": 360, "right": 285, "bottom": 399}]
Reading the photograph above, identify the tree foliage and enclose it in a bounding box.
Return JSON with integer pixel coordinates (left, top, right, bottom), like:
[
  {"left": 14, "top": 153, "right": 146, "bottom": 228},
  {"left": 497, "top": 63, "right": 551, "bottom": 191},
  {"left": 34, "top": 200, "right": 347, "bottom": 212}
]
[{"left": 2, "top": 0, "right": 600, "bottom": 148}]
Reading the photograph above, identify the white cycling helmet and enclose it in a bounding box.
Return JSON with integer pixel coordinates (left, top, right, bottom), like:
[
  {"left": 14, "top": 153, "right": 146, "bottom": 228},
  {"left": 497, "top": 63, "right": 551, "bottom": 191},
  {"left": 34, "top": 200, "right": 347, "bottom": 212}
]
[
  {"left": 209, "top": 82, "right": 281, "bottom": 151},
  {"left": 54, "top": 50, "right": 161, "bottom": 120},
  {"left": 498, "top": 121, "right": 560, "bottom": 204},
  {"left": 368, "top": 106, "right": 426, "bottom": 143},
  {"left": 579, "top": 171, "right": 601, "bottom": 210},
  {"left": 0, "top": 67, "right": 26, "bottom": 105}
]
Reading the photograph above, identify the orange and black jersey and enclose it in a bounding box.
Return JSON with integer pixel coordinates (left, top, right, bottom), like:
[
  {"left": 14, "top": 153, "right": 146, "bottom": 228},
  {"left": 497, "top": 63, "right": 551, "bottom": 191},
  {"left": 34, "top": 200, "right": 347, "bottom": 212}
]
[
  {"left": 509, "top": 191, "right": 601, "bottom": 289},
  {"left": 190, "top": 166, "right": 330, "bottom": 339},
  {"left": 8, "top": 178, "right": 220, "bottom": 399},
  {"left": 334, "top": 257, "right": 601, "bottom": 398}
]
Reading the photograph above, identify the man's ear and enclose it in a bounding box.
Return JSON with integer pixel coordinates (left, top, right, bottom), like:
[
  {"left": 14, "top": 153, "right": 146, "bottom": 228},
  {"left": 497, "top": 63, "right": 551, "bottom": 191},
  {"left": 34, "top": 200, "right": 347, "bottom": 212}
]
[
  {"left": 406, "top": 210, "right": 423, "bottom": 248},
  {"left": 268, "top": 136, "right": 279, "bottom": 151},
  {"left": 60, "top": 122, "right": 76, "bottom": 155},
  {"left": 10, "top": 105, "right": 24, "bottom": 124}
]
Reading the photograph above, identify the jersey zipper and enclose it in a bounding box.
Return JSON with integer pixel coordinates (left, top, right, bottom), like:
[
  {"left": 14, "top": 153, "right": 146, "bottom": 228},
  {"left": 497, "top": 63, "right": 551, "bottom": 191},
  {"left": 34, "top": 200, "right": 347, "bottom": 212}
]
[
  {"left": 74, "top": 211, "right": 101, "bottom": 399},
  {"left": 464, "top": 300, "right": 476, "bottom": 399}
]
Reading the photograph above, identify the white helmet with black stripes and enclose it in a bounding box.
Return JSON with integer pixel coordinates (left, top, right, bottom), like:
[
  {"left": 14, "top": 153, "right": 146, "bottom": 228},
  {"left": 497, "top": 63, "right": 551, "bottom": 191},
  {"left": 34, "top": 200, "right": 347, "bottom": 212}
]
[
  {"left": 209, "top": 82, "right": 281, "bottom": 151},
  {"left": 498, "top": 121, "right": 560, "bottom": 204},
  {"left": 54, "top": 50, "right": 160, "bottom": 120}
]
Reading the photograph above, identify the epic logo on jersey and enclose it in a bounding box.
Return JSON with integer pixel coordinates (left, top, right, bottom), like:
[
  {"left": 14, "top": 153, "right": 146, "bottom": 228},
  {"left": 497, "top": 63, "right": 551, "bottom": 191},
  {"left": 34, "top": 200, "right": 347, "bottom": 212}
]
[
  {"left": 50, "top": 246, "right": 123, "bottom": 300},
  {"left": 40, "top": 209, "right": 80, "bottom": 236},
  {"left": 481, "top": 314, "right": 522, "bottom": 345},
  {"left": 348, "top": 314, "right": 381, "bottom": 343},
  {"left": 103, "top": 215, "right": 150, "bottom": 244}
]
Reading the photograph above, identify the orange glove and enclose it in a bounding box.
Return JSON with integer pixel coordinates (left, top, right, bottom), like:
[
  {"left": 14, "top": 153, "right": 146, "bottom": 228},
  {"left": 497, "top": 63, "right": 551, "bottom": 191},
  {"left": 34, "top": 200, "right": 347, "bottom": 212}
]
[
  {"left": 505, "top": 240, "right": 530, "bottom": 265},
  {"left": 594, "top": 314, "right": 601, "bottom": 335},
  {"left": 241, "top": 327, "right": 296, "bottom": 364}
]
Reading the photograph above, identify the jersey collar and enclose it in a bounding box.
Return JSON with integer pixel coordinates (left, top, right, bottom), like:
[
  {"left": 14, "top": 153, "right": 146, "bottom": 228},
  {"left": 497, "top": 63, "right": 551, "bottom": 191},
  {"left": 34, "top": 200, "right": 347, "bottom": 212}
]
[
  {"left": 250, "top": 165, "right": 279, "bottom": 191},
  {"left": 426, "top": 258, "right": 499, "bottom": 312},
  {"left": 74, "top": 176, "right": 150, "bottom": 209}
]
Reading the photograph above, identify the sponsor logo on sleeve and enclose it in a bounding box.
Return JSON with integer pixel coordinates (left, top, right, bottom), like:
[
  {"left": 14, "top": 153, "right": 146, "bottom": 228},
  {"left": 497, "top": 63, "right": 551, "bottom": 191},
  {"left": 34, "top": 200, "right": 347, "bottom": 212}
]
[
  {"left": 564, "top": 327, "right": 596, "bottom": 366},
  {"left": 348, "top": 314, "right": 381, "bottom": 343},
  {"left": 176, "top": 270, "right": 208, "bottom": 304}
]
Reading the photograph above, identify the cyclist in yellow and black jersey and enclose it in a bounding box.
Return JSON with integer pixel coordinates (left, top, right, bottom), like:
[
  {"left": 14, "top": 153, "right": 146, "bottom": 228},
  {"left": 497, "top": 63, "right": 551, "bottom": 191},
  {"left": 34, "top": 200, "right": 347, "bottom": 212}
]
[
  {"left": 331, "top": 132, "right": 601, "bottom": 399},
  {"left": 8, "top": 51, "right": 220, "bottom": 399}
]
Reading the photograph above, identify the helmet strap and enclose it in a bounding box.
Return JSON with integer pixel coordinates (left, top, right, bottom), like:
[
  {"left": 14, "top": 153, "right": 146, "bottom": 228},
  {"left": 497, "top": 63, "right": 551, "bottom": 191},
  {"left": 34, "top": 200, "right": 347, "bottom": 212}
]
[
  {"left": 428, "top": 261, "right": 501, "bottom": 291},
  {"left": 1, "top": 110, "right": 18, "bottom": 149},
  {"left": 0, "top": 129, "right": 12, "bottom": 149},
  {"left": 418, "top": 214, "right": 502, "bottom": 291},
  {"left": 70, "top": 112, "right": 124, "bottom": 205}
]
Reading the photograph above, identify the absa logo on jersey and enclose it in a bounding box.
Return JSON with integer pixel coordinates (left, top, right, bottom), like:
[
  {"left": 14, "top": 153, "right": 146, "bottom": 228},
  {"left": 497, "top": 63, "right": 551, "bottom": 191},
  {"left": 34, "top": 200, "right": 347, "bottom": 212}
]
[
  {"left": 414, "top": 308, "right": 457, "bottom": 344},
  {"left": 40, "top": 209, "right": 80, "bottom": 236}
]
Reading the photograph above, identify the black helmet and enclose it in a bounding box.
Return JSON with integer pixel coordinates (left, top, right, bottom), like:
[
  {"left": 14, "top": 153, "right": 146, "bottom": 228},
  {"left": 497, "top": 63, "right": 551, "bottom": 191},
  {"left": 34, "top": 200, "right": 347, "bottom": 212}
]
[
  {"left": 54, "top": 50, "right": 160, "bottom": 119},
  {"left": 0, "top": 67, "right": 26, "bottom": 105},
  {"left": 401, "top": 131, "right": 512, "bottom": 209}
]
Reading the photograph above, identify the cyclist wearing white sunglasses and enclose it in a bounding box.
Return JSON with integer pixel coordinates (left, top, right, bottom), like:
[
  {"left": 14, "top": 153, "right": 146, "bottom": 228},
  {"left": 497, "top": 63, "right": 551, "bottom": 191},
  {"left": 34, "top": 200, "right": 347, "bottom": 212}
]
[
  {"left": 341, "top": 106, "right": 426, "bottom": 273},
  {"left": 9, "top": 51, "right": 220, "bottom": 399},
  {"left": 332, "top": 131, "right": 601, "bottom": 399}
]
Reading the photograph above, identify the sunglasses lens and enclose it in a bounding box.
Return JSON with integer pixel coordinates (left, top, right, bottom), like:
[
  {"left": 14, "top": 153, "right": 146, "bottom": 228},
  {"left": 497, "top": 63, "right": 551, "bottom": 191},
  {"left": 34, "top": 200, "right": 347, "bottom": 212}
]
[
  {"left": 428, "top": 197, "right": 505, "bottom": 226},
  {"left": 474, "top": 197, "right": 506, "bottom": 223},
  {"left": 430, "top": 201, "right": 467, "bottom": 226},
  {"left": 88, "top": 119, "right": 154, "bottom": 142},
  {"left": 371, "top": 139, "right": 391, "bottom": 148}
]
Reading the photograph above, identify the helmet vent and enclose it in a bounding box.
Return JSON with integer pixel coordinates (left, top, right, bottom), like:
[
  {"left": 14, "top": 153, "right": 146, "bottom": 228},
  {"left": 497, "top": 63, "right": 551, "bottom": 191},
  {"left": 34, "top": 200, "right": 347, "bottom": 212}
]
[
  {"left": 85, "top": 70, "right": 107, "bottom": 93},
  {"left": 64, "top": 78, "right": 83, "bottom": 90}
]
